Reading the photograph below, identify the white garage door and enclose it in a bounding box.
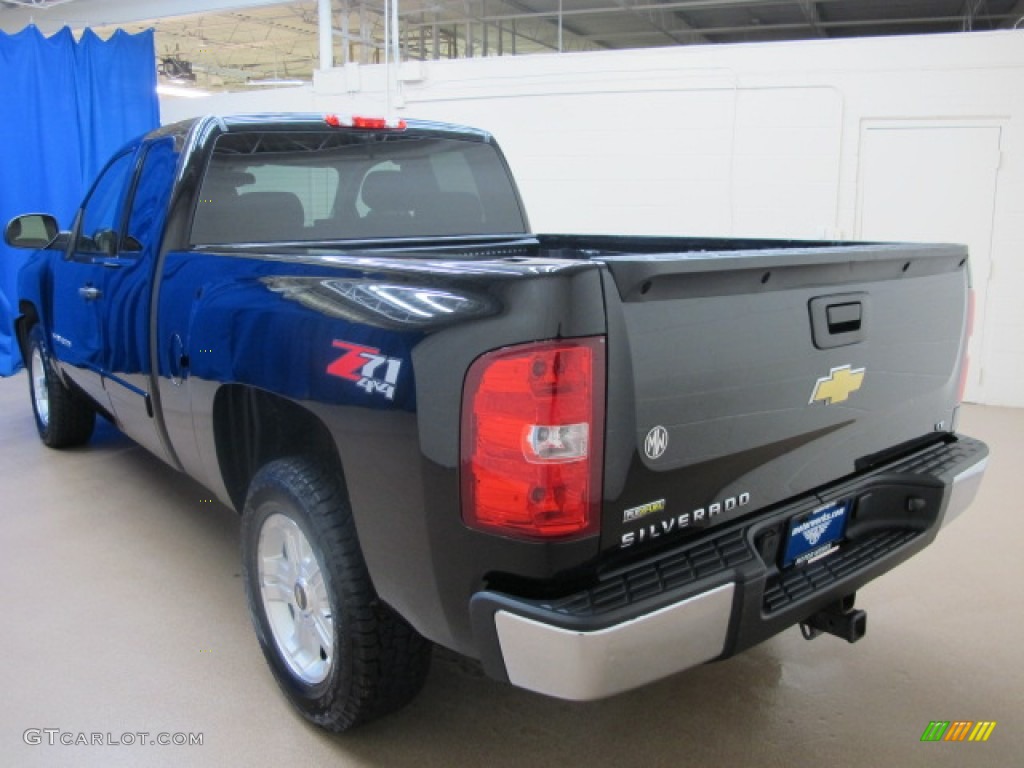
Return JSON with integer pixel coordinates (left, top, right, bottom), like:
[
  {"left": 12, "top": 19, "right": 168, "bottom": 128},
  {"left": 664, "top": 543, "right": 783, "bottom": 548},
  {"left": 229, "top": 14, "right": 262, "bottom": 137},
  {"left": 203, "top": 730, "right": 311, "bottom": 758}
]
[{"left": 857, "top": 124, "right": 1002, "bottom": 403}]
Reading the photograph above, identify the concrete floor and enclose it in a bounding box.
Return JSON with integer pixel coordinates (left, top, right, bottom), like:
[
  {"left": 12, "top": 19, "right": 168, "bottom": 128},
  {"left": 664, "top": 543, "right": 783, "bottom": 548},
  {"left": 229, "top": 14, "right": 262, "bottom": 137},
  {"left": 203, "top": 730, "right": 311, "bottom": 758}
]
[{"left": 0, "top": 370, "right": 1020, "bottom": 768}]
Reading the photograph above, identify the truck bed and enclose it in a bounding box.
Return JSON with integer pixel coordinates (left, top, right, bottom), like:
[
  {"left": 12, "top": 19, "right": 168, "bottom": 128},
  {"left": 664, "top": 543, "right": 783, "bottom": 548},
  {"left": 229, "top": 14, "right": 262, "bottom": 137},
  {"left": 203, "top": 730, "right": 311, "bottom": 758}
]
[
  {"left": 218, "top": 231, "right": 970, "bottom": 561},
  {"left": 197, "top": 228, "right": 971, "bottom": 556}
]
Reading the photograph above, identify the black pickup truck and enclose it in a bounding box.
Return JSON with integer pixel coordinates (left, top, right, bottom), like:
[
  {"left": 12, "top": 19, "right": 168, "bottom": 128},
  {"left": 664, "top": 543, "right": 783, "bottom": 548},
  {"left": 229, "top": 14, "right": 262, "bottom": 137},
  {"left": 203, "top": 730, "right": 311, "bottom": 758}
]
[{"left": 4, "top": 114, "right": 988, "bottom": 731}]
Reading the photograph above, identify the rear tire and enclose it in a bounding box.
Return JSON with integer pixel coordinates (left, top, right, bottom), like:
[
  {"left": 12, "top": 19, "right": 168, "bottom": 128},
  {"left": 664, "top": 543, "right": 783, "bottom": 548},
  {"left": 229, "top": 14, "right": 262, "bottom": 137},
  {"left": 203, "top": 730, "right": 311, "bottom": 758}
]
[
  {"left": 27, "top": 324, "right": 95, "bottom": 448},
  {"left": 241, "top": 456, "right": 432, "bottom": 732}
]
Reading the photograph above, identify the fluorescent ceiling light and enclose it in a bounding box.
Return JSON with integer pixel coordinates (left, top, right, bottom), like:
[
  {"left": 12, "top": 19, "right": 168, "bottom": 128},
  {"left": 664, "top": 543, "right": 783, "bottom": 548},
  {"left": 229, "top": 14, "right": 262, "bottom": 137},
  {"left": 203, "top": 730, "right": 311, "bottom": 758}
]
[
  {"left": 245, "top": 78, "right": 308, "bottom": 87},
  {"left": 157, "top": 83, "right": 211, "bottom": 99}
]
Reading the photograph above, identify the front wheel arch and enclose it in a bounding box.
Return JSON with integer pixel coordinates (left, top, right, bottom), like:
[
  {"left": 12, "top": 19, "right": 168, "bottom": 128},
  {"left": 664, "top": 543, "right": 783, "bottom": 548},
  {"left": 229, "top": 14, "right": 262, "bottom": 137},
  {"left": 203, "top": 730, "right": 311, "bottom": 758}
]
[
  {"left": 25, "top": 324, "right": 95, "bottom": 448},
  {"left": 14, "top": 301, "right": 40, "bottom": 366}
]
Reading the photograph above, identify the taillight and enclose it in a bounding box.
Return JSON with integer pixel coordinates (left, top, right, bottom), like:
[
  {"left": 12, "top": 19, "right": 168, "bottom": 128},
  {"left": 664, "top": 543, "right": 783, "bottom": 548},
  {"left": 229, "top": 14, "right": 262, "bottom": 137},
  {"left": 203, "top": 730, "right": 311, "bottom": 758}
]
[
  {"left": 461, "top": 337, "right": 605, "bottom": 540},
  {"left": 957, "top": 288, "right": 975, "bottom": 403}
]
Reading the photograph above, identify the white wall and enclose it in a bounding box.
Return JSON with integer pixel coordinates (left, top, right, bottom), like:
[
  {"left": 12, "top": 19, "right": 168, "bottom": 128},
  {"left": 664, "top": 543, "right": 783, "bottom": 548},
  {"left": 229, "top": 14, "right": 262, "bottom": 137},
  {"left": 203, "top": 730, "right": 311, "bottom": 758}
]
[{"left": 161, "top": 31, "right": 1024, "bottom": 408}]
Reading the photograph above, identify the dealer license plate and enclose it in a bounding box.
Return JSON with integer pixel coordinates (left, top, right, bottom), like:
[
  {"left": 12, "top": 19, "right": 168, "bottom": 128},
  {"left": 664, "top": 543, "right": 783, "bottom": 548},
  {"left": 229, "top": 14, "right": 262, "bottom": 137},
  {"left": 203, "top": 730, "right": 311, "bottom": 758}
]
[{"left": 782, "top": 499, "right": 849, "bottom": 567}]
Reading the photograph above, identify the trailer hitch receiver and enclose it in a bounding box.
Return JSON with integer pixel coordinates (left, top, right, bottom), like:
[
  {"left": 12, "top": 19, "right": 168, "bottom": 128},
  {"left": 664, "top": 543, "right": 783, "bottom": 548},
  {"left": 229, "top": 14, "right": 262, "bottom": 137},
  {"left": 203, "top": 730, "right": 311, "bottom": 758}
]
[{"left": 800, "top": 594, "right": 866, "bottom": 643}]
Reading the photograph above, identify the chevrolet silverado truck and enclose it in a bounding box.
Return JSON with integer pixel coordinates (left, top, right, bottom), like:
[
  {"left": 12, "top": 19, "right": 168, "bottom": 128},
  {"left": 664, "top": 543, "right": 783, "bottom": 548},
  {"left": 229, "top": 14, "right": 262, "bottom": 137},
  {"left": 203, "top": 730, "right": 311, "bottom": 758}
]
[{"left": 4, "top": 114, "right": 988, "bottom": 731}]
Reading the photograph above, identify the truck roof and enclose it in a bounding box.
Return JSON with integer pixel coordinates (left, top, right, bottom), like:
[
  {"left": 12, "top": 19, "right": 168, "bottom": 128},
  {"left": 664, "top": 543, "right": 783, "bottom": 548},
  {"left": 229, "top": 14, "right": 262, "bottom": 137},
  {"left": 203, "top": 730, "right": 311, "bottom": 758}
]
[{"left": 147, "top": 113, "right": 495, "bottom": 145}]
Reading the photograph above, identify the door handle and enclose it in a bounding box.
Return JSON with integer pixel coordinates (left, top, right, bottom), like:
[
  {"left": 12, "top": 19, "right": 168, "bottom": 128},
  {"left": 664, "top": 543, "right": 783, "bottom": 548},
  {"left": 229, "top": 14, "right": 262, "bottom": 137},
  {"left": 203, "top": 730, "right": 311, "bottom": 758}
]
[{"left": 78, "top": 285, "right": 102, "bottom": 301}]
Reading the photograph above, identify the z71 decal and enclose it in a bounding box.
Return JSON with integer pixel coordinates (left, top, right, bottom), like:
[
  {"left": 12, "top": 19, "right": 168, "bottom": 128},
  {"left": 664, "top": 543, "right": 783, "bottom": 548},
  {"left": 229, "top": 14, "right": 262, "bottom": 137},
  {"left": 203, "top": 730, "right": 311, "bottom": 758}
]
[{"left": 327, "top": 340, "right": 402, "bottom": 400}]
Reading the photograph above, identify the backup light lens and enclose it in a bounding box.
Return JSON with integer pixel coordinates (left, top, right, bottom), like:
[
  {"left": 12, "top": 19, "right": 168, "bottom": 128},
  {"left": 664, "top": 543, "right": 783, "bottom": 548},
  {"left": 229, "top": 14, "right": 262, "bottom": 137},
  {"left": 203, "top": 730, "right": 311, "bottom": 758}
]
[
  {"left": 461, "top": 338, "right": 605, "bottom": 540},
  {"left": 523, "top": 424, "right": 589, "bottom": 463}
]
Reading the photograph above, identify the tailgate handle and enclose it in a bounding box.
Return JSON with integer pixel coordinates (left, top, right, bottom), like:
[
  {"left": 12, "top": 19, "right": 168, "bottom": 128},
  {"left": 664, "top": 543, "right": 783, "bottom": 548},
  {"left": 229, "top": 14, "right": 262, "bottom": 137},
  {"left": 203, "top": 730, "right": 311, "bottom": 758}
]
[
  {"left": 826, "top": 302, "right": 862, "bottom": 334},
  {"left": 810, "top": 294, "right": 868, "bottom": 349}
]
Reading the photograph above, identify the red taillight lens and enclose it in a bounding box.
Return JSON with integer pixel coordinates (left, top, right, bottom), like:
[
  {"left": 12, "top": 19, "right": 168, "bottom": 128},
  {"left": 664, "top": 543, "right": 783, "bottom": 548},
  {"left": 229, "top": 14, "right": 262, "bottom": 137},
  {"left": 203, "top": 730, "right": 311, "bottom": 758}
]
[
  {"left": 351, "top": 116, "right": 386, "bottom": 129},
  {"left": 461, "top": 337, "right": 605, "bottom": 540},
  {"left": 957, "top": 288, "right": 975, "bottom": 403},
  {"left": 324, "top": 113, "right": 407, "bottom": 130}
]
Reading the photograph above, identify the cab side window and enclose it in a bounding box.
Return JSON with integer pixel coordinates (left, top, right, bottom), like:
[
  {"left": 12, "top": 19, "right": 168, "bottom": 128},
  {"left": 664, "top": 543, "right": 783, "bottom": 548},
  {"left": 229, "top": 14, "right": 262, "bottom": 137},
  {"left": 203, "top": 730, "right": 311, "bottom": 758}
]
[
  {"left": 75, "top": 151, "right": 136, "bottom": 257},
  {"left": 124, "top": 138, "right": 177, "bottom": 254}
]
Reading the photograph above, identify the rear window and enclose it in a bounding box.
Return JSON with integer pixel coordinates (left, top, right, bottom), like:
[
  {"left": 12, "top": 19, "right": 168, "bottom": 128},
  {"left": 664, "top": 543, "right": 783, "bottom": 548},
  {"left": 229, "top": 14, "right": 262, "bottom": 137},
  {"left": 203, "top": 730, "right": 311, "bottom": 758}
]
[{"left": 190, "top": 131, "right": 526, "bottom": 245}]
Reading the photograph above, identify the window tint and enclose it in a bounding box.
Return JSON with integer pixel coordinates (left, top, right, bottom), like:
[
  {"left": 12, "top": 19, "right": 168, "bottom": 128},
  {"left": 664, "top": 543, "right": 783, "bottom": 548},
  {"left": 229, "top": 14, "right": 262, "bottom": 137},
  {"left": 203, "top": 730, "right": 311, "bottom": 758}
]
[
  {"left": 355, "top": 161, "right": 399, "bottom": 217},
  {"left": 191, "top": 132, "right": 526, "bottom": 245},
  {"left": 430, "top": 150, "right": 476, "bottom": 195},
  {"left": 244, "top": 164, "right": 338, "bottom": 224},
  {"left": 124, "top": 138, "right": 178, "bottom": 254},
  {"left": 76, "top": 151, "right": 136, "bottom": 256}
]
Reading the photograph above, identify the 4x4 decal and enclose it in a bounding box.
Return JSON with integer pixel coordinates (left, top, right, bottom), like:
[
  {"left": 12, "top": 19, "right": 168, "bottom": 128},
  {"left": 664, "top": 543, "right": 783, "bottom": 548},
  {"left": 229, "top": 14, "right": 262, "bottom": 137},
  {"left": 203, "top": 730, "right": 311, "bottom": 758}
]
[{"left": 327, "top": 340, "right": 402, "bottom": 400}]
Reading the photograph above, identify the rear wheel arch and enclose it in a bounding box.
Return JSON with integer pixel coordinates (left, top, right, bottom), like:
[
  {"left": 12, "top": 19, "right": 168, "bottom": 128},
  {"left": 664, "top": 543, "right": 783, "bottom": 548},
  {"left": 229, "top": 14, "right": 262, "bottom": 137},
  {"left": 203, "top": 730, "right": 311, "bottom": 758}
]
[
  {"left": 240, "top": 455, "right": 432, "bottom": 731},
  {"left": 211, "top": 384, "right": 343, "bottom": 513},
  {"left": 213, "top": 388, "right": 434, "bottom": 730}
]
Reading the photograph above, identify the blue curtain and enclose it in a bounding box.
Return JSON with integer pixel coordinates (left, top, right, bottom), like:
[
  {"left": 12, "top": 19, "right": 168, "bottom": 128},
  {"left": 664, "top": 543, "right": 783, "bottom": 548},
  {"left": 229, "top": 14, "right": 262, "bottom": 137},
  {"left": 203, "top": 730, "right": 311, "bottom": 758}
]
[{"left": 0, "top": 25, "right": 158, "bottom": 375}]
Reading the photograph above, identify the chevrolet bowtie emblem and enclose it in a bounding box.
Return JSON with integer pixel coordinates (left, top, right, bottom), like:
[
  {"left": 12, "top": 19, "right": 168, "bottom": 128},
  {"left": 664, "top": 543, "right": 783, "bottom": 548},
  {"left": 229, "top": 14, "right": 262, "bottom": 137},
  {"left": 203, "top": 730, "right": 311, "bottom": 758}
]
[{"left": 809, "top": 365, "right": 865, "bottom": 405}]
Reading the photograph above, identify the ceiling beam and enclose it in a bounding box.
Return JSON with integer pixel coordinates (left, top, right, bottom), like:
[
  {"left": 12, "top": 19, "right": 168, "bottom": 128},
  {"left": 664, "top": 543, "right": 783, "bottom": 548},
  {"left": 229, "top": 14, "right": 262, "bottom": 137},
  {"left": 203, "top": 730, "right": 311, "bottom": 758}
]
[
  {"left": 1, "top": 0, "right": 78, "bottom": 9},
  {"left": 610, "top": 0, "right": 708, "bottom": 45},
  {"left": 797, "top": 0, "right": 826, "bottom": 38},
  {"left": 501, "top": 0, "right": 604, "bottom": 50},
  {"left": 578, "top": 13, "right": 1022, "bottom": 41},
  {"left": 959, "top": 0, "right": 987, "bottom": 31},
  {"left": 1003, "top": 0, "right": 1024, "bottom": 28},
  {"left": 447, "top": 0, "right": 857, "bottom": 27},
  {"left": 0, "top": 0, "right": 289, "bottom": 33}
]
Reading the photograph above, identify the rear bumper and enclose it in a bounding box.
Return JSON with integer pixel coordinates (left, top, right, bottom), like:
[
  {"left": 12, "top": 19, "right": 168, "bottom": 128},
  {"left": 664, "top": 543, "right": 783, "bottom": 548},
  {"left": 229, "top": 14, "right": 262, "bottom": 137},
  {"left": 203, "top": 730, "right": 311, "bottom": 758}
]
[
  {"left": 939, "top": 451, "right": 988, "bottom": 529},
  {"left": 470, "top": 435, "right": 988, "bottom": 701}
]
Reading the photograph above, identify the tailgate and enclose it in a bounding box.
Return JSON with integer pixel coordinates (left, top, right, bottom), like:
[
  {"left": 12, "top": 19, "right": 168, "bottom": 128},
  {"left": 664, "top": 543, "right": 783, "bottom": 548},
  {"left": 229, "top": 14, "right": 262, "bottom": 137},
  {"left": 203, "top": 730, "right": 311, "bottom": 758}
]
[{"left": 597, "top": 242, "right": 971, "bottom": 554}]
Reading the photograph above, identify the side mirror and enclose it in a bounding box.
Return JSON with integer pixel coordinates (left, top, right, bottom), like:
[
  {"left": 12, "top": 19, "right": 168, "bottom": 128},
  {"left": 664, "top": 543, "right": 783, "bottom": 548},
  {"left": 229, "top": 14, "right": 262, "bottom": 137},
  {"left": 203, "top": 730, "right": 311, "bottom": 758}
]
[{"left": 4, "top": 213, "right": 61, "bottom": 250}]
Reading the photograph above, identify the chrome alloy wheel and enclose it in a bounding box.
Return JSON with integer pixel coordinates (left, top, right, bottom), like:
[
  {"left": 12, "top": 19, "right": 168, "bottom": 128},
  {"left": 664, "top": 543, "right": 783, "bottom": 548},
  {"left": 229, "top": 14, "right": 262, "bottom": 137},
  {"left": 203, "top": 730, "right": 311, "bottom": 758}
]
[
  {"left": 30, "top": 347, "right": 49, "bottom": 427},
  {"left": 257, "top": 512, "right": 335, "bottom": 685}
]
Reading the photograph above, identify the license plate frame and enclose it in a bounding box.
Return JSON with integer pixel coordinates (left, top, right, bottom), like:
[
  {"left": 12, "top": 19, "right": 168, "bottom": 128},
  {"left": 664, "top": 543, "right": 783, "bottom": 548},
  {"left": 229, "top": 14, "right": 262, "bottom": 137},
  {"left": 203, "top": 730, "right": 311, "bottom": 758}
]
[{"left": 782, "top": 499, "right": 850, "bottom": 568}]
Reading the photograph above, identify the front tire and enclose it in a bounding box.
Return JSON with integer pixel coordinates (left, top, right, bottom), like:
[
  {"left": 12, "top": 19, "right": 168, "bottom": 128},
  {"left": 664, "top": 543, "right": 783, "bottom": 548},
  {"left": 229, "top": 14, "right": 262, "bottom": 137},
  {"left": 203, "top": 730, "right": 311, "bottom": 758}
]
[
  {"left": 241, "top": 457, "right": 432, "bottom": 732},
  {"left": 27, "top": 324, "right": 95, "bottom": 448}
]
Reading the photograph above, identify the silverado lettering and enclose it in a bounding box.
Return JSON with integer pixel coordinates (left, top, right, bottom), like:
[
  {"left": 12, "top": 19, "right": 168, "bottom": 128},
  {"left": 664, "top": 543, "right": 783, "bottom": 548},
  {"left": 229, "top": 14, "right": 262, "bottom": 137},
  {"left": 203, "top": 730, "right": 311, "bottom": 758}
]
[{"left": 621, "top": 492, "right": 753, "bottom": 547}]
